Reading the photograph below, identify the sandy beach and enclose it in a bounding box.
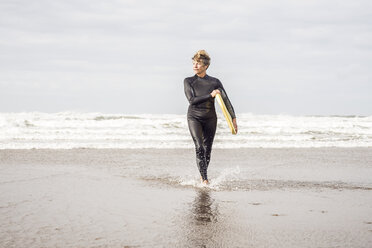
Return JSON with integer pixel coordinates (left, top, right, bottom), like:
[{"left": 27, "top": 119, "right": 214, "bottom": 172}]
[{"left": 1, "top": 148, "right": 372, "bottom": 247}]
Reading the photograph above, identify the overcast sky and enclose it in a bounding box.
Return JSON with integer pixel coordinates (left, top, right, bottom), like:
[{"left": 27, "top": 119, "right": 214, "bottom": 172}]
[{"left": 1, "top": 0, "right": 371, "bottom": 115}]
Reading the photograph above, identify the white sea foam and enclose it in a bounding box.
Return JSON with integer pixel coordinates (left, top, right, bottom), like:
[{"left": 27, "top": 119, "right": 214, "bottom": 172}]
[{"left": 0, "top": 112, "right": 371, "bottom": 149}]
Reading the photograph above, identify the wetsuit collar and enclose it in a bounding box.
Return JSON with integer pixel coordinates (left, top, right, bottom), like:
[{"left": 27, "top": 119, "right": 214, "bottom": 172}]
[{"left": 195, "top": 74, "right": 209, "bottom": 79}]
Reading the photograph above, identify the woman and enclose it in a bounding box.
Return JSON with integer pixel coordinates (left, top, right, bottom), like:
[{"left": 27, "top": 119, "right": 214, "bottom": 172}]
[{"left": 184, "top": 50, "right": 237, "bottom": 184}]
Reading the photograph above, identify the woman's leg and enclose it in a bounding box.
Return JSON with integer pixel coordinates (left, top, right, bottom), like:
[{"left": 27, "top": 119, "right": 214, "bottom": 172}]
[
  {"left": 203, "top": 117, "right": 217, "bottom": 170},
  {"left": 187, "top": 117, "right": 208, "bottom": 180}
]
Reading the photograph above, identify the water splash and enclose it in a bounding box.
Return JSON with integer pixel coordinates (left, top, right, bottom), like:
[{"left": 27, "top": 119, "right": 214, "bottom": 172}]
[{"left": 178, "top": 166, "right": 241, "bottom": 190}]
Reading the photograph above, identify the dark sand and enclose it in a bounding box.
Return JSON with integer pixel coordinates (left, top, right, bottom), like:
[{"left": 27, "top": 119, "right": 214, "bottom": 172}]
[{"left": 1, "top": 148, "right": 372, "bottom": 247}]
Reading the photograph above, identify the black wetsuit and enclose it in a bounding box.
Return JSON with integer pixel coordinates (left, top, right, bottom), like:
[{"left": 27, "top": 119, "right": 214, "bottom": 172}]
[{"left": 184, "top": 74, "right": 236, "bottom": 180}]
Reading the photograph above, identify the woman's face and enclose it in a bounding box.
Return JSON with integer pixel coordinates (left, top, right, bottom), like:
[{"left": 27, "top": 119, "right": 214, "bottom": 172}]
[{"left": 193, "top": 60, "right": 208, "bottom": 75}]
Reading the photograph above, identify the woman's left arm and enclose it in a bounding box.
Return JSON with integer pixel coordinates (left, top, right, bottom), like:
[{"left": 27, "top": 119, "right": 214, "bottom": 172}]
[
  {"left": 217, "top": 80, "right": 236, "bottom": 119},
  {"left": 217, "top": 79, "right": 238, "bottom": 133}
]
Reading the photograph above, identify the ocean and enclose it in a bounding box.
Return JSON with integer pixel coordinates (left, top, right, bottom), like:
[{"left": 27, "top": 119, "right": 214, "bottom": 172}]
[
  {"left": 1, "top": 112, "right": 372, "bottom": 247},
  {"left": 0, "top": 112, "right": 371, "bottom": 149}
]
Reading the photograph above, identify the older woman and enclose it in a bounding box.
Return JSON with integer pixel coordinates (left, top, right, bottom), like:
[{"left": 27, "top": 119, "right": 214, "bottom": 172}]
[{"left": 184, "top": 50, "right": 237, "bottom": 184}]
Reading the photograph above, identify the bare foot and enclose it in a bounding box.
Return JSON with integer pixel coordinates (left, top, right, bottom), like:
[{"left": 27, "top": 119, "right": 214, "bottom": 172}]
[{"left": 200, "top": 176, "right": 209, "bottom": 185}]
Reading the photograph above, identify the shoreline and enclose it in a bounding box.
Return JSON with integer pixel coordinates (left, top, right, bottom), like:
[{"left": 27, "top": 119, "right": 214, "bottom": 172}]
[{"left": 1, "top": 147, "right": 372, "bottom": 247}]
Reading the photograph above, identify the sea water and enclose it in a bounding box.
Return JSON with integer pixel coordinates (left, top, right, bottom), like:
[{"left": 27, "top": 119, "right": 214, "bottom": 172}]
[{"left": 0, "top": 112, "right": 371, "bottom": 149}]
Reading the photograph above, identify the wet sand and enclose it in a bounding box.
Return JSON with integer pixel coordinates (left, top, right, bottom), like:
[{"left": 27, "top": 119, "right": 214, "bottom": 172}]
[{"left": 1, "top": 148, "right": 372, "bottom": 247}]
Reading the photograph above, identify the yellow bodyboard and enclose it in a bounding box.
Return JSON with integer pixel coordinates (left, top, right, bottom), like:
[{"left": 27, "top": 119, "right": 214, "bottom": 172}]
[{"left": 215, "top": 93, "right": 237, "bottom": 135}]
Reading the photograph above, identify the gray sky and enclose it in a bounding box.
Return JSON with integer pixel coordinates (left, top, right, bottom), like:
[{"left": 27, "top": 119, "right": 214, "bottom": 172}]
[{"left": 1, "top": 0, "right": 371, "bottom": 115}]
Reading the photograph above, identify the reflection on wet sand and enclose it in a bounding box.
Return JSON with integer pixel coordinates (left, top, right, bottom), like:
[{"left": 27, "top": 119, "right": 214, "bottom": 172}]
[
  {"left": 193, "top": 189, "right": 218, "bottom": 224},
  {"left": 185, "top": 189, "right": 220, "bottom": 247}
]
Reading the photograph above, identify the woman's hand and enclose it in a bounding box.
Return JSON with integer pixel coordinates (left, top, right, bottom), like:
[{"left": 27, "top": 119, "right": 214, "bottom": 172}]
[
  {"left": 210, "top": 89, "right": 221, "bottom": 98},
  {"left": 233, "top": 118, "right": 238, "bottom": 133}
]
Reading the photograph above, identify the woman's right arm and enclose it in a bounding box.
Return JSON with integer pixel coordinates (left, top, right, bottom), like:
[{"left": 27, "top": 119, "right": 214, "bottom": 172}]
[{"left": 184, "top": 79, "right": 212, "bottom": 105}]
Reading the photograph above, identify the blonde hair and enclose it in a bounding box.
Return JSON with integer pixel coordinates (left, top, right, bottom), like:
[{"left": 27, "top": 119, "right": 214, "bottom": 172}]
[{"left": 192, "top": 50, "right": 210, "bottom": 66}]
